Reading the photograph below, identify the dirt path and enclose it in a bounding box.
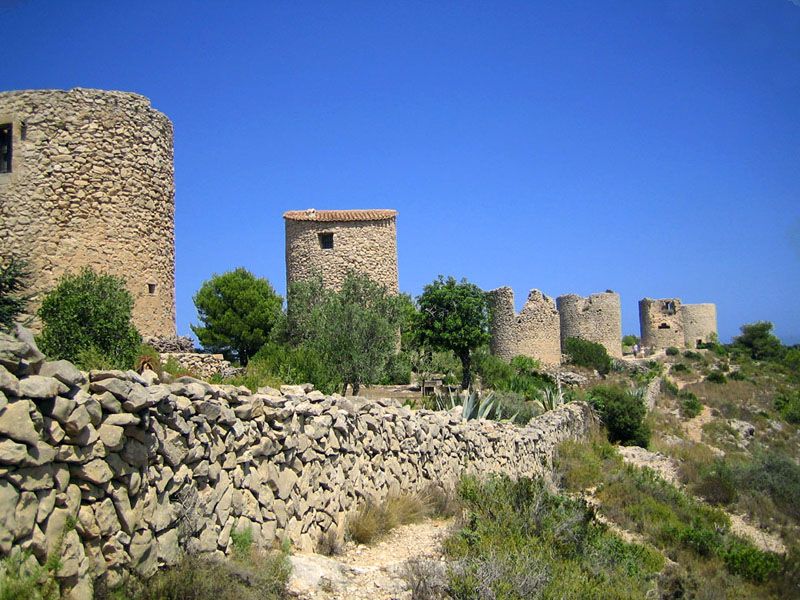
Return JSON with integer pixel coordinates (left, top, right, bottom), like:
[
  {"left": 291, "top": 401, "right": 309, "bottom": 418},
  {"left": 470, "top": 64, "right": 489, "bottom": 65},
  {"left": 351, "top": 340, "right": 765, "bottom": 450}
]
[
  {"left": 684, "top": 404, "right": 714, "bottom": 445},
  {"left": 287, "top": 519, "right": 451, "bottom": 599}
]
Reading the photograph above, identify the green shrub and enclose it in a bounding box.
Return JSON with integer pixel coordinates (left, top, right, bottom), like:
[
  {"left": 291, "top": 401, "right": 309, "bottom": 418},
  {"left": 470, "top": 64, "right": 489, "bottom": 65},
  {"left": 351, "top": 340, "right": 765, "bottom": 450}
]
[
  {"left": 775, "top": 390, "right": 800, "bottom": 424},
  {"left": 0, "top": 255, "right": 31, "bottom": 332},
  {"left": 666, "top": 346, "right": 680, "bottom": 356},
  {"left": 230, "top": 526, "right": 253, "bottom": 559},
  {"left": 692, "top": 458, "right": 738, "bottom": 505},
  {"left": 732, "top": 321, "right": 785, "bottom": 361},
  {"left": 683, "top": 350, "right": 702, "bottom": 360},
  {"left": 37, "top": 268, "right": 141, "bottom": 370},
  {"left": 671, "top": 362, "right": 690, "bottom": 374},
  {"left": 622, "top": 334, "right": 640, "bottom": 347},
  {"left": 379, "top": 352, "right": 412, "bottom": 385},
  {"left": 492, "top": 390, "right": 539, "bottom": 424},
  {"left": 679, "top": 391, "right": 703, "bottom": 419},
  {"left": 706, "top": 371, "right": 727, "bottom": 384},
  {"left": 564, "top": 337, "right": 612, "bottom": 375},
  {"left": 587, "top": 385, "right": 650, "bottom": 446},
  {"left": 719, "top": 539, "right": 781, "bottom": 583},
  {"left": 738, "top": 451, "right": 800, "bottom": 520},
  {"left": 0, "top": 551, "right": 60, "bottom": 600},
  {"left": 347, "top": 491, "right": 431, "bottom": 544}
]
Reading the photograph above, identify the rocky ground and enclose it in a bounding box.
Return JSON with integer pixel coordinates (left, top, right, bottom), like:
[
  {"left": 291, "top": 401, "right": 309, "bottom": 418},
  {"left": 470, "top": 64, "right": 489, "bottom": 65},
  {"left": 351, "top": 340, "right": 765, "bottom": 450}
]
[{"left": 287, "top": 518, "right": 452, "bottom": 599}]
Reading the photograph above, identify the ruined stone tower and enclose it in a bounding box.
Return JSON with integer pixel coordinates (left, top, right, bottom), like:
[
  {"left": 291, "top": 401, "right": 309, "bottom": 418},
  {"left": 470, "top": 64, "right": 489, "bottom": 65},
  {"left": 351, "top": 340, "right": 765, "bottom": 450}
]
[
  {"left": 284, "top": 209, "right": 398, "bottom": 293},
  {"left": 556, "top": 291, "right": 623, "bottom": 358},
  {"left": 0, "top": 88, "right": 176, "bottom": 336},
  {"left": 639, "top": 297, "right": 684, "bottom": 350},
  {"left": 486, "top": 287, "right": 561, "bottom": 365},
  {"left": 681, "top": 303, "right": 718, "bottom": 348}
]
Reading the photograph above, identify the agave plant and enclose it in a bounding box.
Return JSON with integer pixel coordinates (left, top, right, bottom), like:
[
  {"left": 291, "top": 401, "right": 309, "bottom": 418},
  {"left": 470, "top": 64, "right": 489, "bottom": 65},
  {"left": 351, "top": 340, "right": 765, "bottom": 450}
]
[
  {"left": 434, "top": 388, "right": 498, "bottom": 421},
  {"left": 532, "top": 378, "right": 567, "bottom": 413}
]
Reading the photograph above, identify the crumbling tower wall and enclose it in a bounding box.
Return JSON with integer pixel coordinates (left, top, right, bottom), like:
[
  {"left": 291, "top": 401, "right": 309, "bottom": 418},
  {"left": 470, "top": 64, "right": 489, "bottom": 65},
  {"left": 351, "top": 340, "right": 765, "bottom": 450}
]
[
  {"left": 681, "top": 303, "right": 718, "bottom": 348},
  {"left": 487, "top": 287, "right": 561, "bottom": 365},
  {"left": 639, "top": 297, "right": 684, "bottom": 350},
  {"left": 556, "top": 291, "right": 623, "bottom": 358},
  {"left": 0, "top": 88, "right": 175, "bottom": 336}
]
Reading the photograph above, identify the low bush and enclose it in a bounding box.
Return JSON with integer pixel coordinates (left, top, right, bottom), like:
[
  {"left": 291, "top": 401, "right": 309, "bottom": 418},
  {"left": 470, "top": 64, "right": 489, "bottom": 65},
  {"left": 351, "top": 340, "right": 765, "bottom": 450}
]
[
  {"left": 666, "top": 346, "right": 680, "bottom": 356},
  {"left": 719, "top": 539, "right": 781, "bottom": 583},
  {"left": 37, "top": 268, "right": 141, "bottom": 370},
  {"left": 0, "top": 255, "right": 31, "bottom": 332},
  {"left": 679, "top": 391, "right": 703, "bottom": 419},
  {"left": 683, "top": 350, "right": 702, "bottom": 360},
  {"left": 564, "top": 337, "right": 612, "bottom": 375},
  {"left": 692, "top": 458, "right": 739, "bottom": 505},
  {"left": 738, "top": 451, "right": 800, "bottom": 521},
  {"left": 491, "top": 390, "right": 539, "bottom": 424},
  {"left": 379, "top": 352, "right": 412, "bottom": 385},
  {"left": 775, "top": 390, "right": 800, "bottom": 424},
  {"left": 444, "top": 474, "right": 663, "bottom": 599},
  {"left": 706, "top": 371, "right": 727, "bottom": 384},
  {"left": 0, "top": 551, "right": 59, "bottom": 600},
  {"left": 587, "top": 384, "right": 650, "bottom": 446}
]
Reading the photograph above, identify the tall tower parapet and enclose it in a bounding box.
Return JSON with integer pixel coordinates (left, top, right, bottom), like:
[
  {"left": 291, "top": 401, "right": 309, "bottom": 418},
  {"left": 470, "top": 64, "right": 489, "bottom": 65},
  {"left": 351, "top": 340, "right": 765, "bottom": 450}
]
[
  {"left": 556, "top": 291, "right": 622, "bottom": 358},
  {"left": 681, "top": 303, "right": 718, "bottom": 348},
  {"left": 284, "top": 209, "right": 398, "bottom": 293},
  {"left": 0, "top": 88, "right": 175, "bottom": 336},
  {"left": 639, "top": 297, "right": 684, "bottom": 350},
  {"left": 486, "top": 287, "right": 561, "bottom": 365}
]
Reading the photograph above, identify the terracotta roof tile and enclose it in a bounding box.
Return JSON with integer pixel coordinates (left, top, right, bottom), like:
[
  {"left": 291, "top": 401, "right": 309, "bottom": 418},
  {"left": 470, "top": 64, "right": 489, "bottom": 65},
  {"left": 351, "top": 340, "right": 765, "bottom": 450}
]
[{"left": 283, "top": 209, "right": 397, "bottom": 222}]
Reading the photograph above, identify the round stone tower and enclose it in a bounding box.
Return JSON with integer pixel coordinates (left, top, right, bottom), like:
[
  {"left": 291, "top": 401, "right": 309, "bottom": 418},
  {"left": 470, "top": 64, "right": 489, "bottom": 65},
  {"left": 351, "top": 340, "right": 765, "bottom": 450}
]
[
  {"left": 639, "top": 297, "right": 684, "bottom": 350},
  {"left": 681, "top": 303, "right": 718, "bottom": 348},
  {"left": 0, "top": 88, "right": 175, "bottom": 336},
  {"left": 284, "top": 209, "right": 398, "bottom": 293},
  {"left": 556, "top": 291, "right": 622, "bottom": 358}
]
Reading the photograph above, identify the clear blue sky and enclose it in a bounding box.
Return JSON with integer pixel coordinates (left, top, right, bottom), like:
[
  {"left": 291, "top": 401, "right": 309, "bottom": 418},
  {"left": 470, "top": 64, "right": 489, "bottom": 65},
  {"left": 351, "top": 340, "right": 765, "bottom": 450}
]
[{"left": 3, "top": 1, "right": 799, "bottom": 344}]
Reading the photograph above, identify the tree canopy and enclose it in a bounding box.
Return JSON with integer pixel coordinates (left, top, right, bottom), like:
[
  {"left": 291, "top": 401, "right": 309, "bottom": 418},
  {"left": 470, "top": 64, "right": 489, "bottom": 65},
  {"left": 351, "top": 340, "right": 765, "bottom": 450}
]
[
  {"left": 191, "top": 268, "right": 283, "bottom": 365},
  {"left": 416, "top": 275, "right": 490, "bottom": 389},
  {"left": 732, "top": 321, "right": 785, "bottom": 361}
]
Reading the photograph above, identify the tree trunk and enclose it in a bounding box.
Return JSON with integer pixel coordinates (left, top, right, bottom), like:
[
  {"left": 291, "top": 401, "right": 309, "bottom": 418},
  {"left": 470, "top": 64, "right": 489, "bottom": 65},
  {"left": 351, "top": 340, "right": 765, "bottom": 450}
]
[
  {"left": 460, "top": 352, "right": 471, "bottom": 391},
  {"left": 353, "top": 382, "right": 361, "bottom": 396},
  {"left": 341, "top": 382, "right": 349, "bottom": 396}
]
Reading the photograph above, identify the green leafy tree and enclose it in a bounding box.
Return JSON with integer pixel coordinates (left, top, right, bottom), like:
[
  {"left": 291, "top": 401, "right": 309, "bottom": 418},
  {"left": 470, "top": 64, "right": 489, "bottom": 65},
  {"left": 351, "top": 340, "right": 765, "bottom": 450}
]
[
  {"left": 732, "top": 321, "right": 785, "bottom": 361},
  {"left": 0, "top": 255, "right": 31, "bottom": 331},
  {"left": 37, "top": 268, "right": 141, "bottom": 369},
  {"left": 416, "top": 276, "right": 490, "bottom": 389},
  {"left": 192, "top": 268, "right": 283, "bottom": 365},
  {"left": 306, "top": 272, "right": 400, "bottom": 395}
]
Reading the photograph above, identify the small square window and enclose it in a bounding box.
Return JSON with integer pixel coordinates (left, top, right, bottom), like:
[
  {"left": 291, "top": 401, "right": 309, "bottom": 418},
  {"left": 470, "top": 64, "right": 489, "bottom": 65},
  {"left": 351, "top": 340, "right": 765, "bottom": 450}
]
[
  {"left": 0, "top": 124, "right": 11, "bottom": 174},
  {"left": 147, "top": 283, "right": 157, "bottom": 295},
  {"left": 319, "top": 232, "right": 334, "bottom": 250}
]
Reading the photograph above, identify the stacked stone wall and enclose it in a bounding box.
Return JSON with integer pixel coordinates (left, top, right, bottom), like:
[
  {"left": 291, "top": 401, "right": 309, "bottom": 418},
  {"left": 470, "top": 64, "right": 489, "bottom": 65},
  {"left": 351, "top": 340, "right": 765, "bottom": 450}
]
[
  {"left": 487, "top": 287, "right": 562, "bottom": 365},
  {"left": 284, "top": 215, "right": 398, "bottom": 293},
  {"left": 681, "top": 304, "right": 718, "bottom": 348},
  {"left": 556, "top": 292, "right": 622, "bottom": 358},
  {"left": 159, "top": 352, "right": 241, "bottom": 380},
  {"left": 0, "top": 327, "right": 591, "bottom": 597},
  {"left": 0, "top": 88, "right": 176, "bottom": 337},
  {"left": 639, "top": 297, "right": 684, "bottom": 350}
]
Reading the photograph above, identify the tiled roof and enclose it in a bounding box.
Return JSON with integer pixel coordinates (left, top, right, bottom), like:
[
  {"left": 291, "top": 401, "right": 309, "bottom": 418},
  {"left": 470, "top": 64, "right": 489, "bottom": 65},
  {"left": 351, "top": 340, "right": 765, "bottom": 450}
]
[{"left": 283, "top": 209, "right": 397, "bottom": 222}]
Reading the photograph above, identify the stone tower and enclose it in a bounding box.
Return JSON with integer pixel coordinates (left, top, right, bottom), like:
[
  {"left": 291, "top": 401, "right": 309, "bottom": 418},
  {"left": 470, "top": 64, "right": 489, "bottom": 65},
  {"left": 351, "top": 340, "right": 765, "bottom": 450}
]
[
  {"left": 556, "top": 291, "right": 623, "bottom": 358},
  {"left": 681, "top": 303, "right": 718, "bottom": 348},
  {"left": 639, "top": 297, "right": 684, "bottom": 350},
  {"left": 284, "top": 209, "right": 398, "bottom": 293},
  {"left": 486, "top": 287, "right": 561, "bottom": 365},
  {"left": 0, "top": 88, "right": 176, "bottom": 336}
]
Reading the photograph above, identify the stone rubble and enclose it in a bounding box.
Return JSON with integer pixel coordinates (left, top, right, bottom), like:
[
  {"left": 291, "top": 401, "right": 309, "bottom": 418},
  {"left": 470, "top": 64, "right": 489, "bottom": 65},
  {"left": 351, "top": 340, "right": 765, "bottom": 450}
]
[{"left": 0, "top": 326, "right": 592, "bottom": 598}]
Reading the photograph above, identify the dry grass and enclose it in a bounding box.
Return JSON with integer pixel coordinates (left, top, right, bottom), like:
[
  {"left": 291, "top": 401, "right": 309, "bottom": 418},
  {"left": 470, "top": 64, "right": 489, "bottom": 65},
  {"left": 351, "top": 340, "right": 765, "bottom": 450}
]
[{"left": 346, "top": 486, "right": 453, "bottom": 545}]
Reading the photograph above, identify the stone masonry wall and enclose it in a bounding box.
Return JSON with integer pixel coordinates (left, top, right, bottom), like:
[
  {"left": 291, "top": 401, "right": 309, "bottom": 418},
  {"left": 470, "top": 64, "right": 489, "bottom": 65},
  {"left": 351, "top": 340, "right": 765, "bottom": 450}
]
[
  {"left": 0, "top": 88, "right": 176, "bottom": 337},
  {"left": 284, "top": 210, "right": 398, "bottom": 294},
  {"left": 681, "top": 304, "right": 718, "bottom": 348},
  {"left": 639, "top": 297, "right": 684, "bottom": 350},
  {"left": 556, "top": 292, "right": 623, "bottom": 358},
  {"left": 159, "top": 352, "right": 241, "bottom": 380},
  {"left": 0, "top": 327, "right": 591, "bottom": 598},
  {"left": 487, "top": 287, "right": 562, "bottom": 365}
]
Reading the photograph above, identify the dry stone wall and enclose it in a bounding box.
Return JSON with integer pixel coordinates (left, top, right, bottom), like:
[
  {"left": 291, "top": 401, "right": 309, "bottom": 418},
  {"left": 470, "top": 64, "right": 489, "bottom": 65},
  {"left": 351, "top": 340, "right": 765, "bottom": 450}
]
[
  {"left": 159, "top": 352, "right": 241, "bottom": 380},
  {"left": 284, "top": 209, "right": 399, "bottom": 293},
  {"left": 0, "top": 88, "right": 175, "bottom": 337},
  {"left": 487, "top": 287, "right": 562, "bottom": 365},
  {"left": 681, "top": 304, "right": 718, "bottom": 348},
  {"left": 0, "top": 327, "right": 591, "bottom": 598},
  {"left": 556, "top": 292, "right": 623, "bottom": 358}
]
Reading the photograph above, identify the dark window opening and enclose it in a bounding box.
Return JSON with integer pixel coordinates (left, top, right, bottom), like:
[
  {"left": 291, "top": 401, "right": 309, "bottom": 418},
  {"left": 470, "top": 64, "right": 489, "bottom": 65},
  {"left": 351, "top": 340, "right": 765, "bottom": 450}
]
[
  {"left": 147, "top": 283, "right": 157, "bottom": 295},
  {"left": 658, "top": 323, "right": 671, "bottom": 329},
  {"left": 319, "top": 232, "right": 334, "bottom": 250},
  {"left": 0, "top": 124, "right": 11, "bottom": 174},
  {"left": 663, "top": 300, "right": 676, "bottom": 315},
  {"left": 697, "top": 339, "right": 703, "bottom": 347}
]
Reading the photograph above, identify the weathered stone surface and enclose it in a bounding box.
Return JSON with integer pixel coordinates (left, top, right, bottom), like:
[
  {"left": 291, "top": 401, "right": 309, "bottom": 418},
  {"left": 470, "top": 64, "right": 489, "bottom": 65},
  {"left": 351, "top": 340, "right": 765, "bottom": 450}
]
[
  {"left": 0, "top": 366, "right": 19, "bottom": 397},
  {"left": 39, "top": 360, "right": 86, "bottom": 387},
  {"left": 0, "top": 400, "right": 40, "bottom": 445},
  {"left": 72, "top": 459, "right": 114, "bottom": 485},
  {"left": 0, "top": 480, "right": 19, "bottom": 553},
  {"left": 0, "top": 439, "right": 29, "bottom": 465},
  {"left": 97, "top": 424, "right": 125, "bottom": 451},
  {"left": 64, "top": 405, "right": 92, "bottom": 437},
  {"left": 19, "top": 375, "right": 68, "bottom": 399}
]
